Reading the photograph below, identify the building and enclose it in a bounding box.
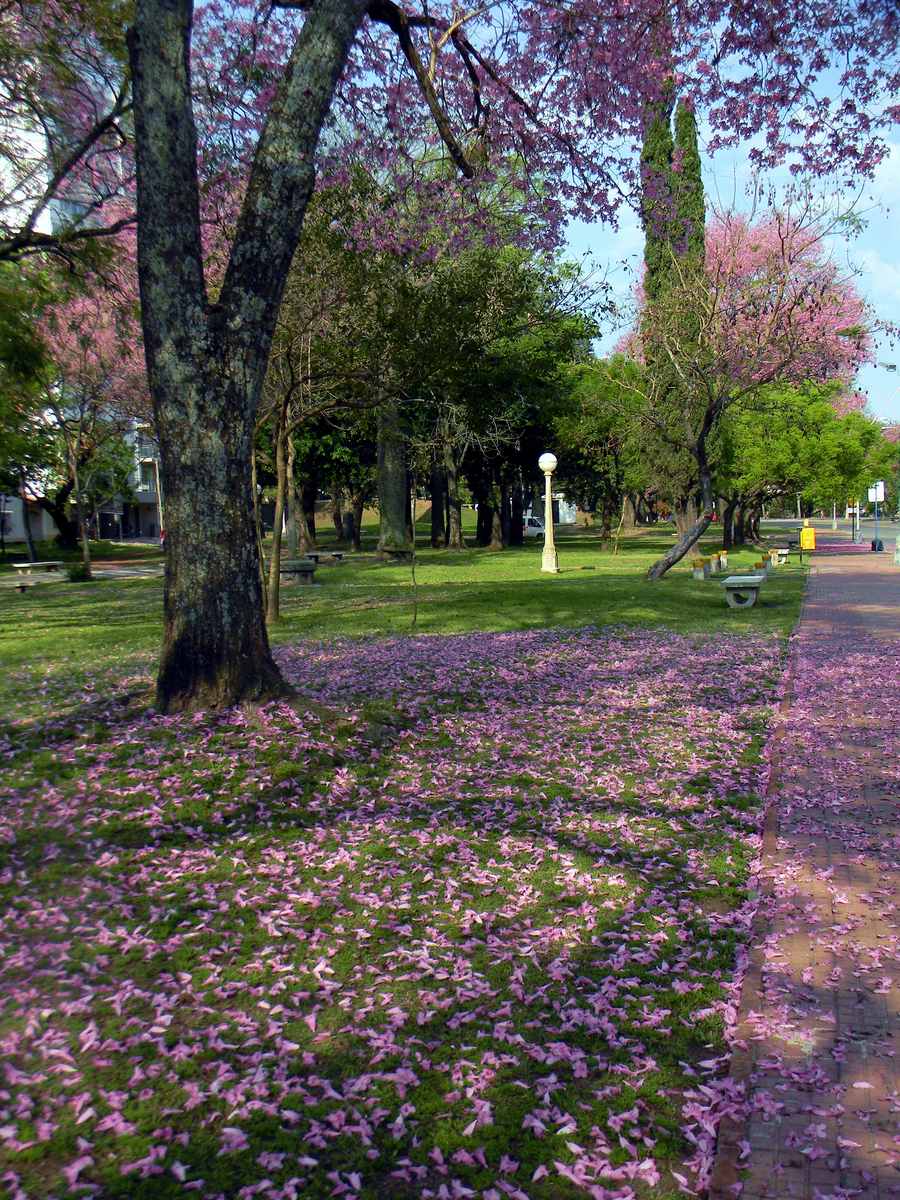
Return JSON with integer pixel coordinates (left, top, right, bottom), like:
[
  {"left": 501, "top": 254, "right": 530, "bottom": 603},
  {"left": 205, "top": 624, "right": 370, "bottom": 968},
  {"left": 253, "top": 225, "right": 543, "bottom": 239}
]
[{"left": 0, "top": 494, "right": 57, "bottom": 545}]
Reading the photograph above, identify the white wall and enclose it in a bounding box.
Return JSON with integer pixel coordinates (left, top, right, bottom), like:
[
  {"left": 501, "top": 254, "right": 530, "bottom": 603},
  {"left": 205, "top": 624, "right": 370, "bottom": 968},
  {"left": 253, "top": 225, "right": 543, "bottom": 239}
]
[{"left": 0, "top": 496, "right": 57, "bottom": 544}]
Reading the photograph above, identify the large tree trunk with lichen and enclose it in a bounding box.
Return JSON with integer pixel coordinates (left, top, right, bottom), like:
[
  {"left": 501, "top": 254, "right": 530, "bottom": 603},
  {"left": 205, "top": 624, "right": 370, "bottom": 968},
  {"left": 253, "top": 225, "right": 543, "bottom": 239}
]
[
  {"left": 129, "top": 0, "right": 366, "bottom": 711},
  {"left": 377, "top": 400, "right": 411, "bottom": 559}
]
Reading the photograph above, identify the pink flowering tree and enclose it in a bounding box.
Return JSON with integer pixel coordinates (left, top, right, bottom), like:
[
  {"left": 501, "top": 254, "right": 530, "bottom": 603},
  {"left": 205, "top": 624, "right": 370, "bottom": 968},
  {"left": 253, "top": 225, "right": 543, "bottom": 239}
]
[
  {"left": 27, "top": 233, "right": 148, "bottom": 564},
  {"left": 127, "top": 0, "right": 900, "bottom": 709},
  {"left": 0, "top": 0, "right": 134, "bottom": 268},
  {"left": 626, "top": 205, "right": 874, "bottom": 577}
]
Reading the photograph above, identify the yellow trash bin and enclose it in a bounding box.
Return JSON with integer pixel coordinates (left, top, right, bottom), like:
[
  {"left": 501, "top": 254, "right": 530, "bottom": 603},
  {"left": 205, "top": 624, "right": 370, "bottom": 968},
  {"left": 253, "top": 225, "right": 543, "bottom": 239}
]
[{"left": 800, "top": 522, "right": 816, "bottom": 552}]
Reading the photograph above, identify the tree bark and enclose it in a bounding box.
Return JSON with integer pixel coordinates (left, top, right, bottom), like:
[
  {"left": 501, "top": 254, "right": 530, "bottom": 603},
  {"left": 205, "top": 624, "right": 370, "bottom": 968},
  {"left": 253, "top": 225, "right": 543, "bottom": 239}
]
[
  {"left": 350, "top": 491, "right": 364, "bottom": 551},
  {"left": 128, "top": 0, "right": 367, "bottom": 711},
  {"left": 647, "top": 447, "right": 714, "bottom": 580},
  {"left": 721, "top": 497, "right": 737, "bottom": 550},
  {"left": 430, "top": 460, "right": 446, "bottom": 547},
  {"left": 376, "top": 400, "right": 411, "bottom": 558},
  {"left": 489, "top": 503, "right": 504, "bottom": 550},
  {"left": 330, "top": 492, "right": 344, "bottom": 542},
  {"left": 443, "top": 438, "right": 465, "bottom": 550},
  {"left": 622, "top": 495, "right": 637, "bottom": 530},
  {"left": 673, "top": 495, "right": 698, "bottom": 537}
]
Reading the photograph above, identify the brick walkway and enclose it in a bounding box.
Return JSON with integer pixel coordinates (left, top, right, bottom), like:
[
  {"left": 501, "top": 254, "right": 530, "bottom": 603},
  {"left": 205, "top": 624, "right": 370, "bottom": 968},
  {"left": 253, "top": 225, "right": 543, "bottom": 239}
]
[{"left": 710, "top": 543, "right": 900, "bottom": 1200}]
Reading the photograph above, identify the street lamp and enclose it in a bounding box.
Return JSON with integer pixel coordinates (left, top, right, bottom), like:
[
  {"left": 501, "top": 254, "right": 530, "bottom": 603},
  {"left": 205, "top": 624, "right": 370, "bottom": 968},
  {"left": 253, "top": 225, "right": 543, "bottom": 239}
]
[{"left": 538, "top": 451, "right": 559, "bottom": 574}]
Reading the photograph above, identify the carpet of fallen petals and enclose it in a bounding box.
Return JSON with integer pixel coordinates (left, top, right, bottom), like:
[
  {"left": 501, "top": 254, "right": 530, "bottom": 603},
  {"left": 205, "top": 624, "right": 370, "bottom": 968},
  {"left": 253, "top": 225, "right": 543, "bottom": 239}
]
[{"left": 0, "top": 627, "right": 784, "bottom": 1200}]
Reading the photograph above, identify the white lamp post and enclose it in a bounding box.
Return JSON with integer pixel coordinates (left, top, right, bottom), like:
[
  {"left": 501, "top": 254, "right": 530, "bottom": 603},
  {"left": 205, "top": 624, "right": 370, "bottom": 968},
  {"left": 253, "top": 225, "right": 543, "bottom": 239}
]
[{"left": 538, "top": 452, "right": 559, "bottom": 573}]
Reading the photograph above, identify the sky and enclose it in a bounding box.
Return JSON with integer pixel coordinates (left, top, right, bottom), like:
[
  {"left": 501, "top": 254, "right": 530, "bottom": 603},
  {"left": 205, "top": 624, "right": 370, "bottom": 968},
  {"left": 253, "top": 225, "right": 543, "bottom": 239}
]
[{"left": 564, "top": 137, "right": 900, "bottom": 425}]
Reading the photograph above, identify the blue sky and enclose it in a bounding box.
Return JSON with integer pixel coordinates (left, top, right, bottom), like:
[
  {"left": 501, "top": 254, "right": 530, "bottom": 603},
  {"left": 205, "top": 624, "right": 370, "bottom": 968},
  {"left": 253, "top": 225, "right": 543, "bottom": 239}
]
[{"left": 565, "top": 138, "right": 900, "bottom": 425}]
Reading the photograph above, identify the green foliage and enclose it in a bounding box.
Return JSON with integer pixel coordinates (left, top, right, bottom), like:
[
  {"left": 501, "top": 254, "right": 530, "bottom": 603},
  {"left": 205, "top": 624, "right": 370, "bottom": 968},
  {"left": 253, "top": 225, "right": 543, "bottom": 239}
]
[
  {"left": 639, "top": 89, "right": 676, "bottom": 305},
  {"left": 671, "top": 101, "right": 705, "bottom": 269},
  {"left": 719, "top": 383, "right": 900, "bottom": 509},
  {"left": 553, "top": 356, "right": 646, "bottom": 527}
]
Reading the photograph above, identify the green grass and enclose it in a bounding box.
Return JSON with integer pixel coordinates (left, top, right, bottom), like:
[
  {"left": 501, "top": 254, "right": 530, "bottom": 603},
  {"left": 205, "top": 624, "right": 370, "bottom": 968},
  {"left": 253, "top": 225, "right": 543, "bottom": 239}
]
[
  {"left": 0, "top": 525, "right": 804, "bottom": 719},
  {"left": 0, "top": 538, "right": 163, "bottom": 570}
]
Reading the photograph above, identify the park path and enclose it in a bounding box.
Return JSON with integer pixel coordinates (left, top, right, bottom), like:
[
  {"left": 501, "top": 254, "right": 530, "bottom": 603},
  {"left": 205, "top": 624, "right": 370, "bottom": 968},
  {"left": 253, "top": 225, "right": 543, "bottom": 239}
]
[{"left": 710, "top": 541, "right": 900, "bottom": 1200}]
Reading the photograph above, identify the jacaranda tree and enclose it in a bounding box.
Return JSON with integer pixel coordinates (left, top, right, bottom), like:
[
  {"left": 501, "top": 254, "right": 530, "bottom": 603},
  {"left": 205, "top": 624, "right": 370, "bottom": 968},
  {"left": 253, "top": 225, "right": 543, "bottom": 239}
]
[{"left": 125, "top": 0, "right": 900, "bottom": 709}]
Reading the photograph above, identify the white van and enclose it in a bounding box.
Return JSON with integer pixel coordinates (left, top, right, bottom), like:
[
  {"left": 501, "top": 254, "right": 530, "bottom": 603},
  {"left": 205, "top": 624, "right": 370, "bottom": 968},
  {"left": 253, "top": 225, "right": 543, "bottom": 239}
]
[{"left": 523, "top": 515, "right": 545, "bottom": 538}]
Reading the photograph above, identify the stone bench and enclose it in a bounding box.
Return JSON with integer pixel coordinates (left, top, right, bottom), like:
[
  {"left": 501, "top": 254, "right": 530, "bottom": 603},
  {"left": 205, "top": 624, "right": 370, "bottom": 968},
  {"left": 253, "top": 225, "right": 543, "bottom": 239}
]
[
  {"left": 280, "top": 558, "right": 317, "bottom": 584},
  {"left": 11, "top": 561, "right": 63, "bottom": 593},
  {"left": 304, "top": 551, "right": 344, "bottom": 566},
  {"left": 12, "top": 560, "right": 63, "bottom": 574},
  {"left": 721, "top": 574, "right": 766, "bottom": 608}
]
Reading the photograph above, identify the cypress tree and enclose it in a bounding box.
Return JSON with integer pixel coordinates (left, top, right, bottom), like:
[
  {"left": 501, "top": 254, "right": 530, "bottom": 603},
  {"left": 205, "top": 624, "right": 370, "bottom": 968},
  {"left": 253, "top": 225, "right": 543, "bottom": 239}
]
[
  {"left": 671, "top": 99, "right": 705, "bottom": 271},
  {"left": 639, "top": 85, "right": 675, "bottom": 304}
]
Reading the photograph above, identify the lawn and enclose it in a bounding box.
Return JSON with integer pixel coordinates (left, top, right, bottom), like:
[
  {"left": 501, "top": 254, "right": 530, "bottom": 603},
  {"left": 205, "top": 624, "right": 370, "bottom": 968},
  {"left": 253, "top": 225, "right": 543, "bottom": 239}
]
[{"left": 0, "top": 528, "right": 803, "bottom": 1199}]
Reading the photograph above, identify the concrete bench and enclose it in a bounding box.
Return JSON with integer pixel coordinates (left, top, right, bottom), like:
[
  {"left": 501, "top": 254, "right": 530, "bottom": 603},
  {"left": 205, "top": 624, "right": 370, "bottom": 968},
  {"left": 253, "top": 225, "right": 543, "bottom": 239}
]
[
  {"left": 11, "top": 561, "right": 63, "bottom": 593},
  {"left": 12, "top": 561, "right": 63, "bottom": 574},
  {"left": 721, "top": 574, "right": 766, "bottom": 608},
  {"left": 280, "top": 558, "right": 317, "bottom": 584}
]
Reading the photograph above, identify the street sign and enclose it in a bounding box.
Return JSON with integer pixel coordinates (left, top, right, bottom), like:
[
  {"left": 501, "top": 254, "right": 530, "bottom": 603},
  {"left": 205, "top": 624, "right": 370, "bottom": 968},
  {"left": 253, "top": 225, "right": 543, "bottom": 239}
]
[{"left": 868, "top": 481, "right": 885, "bottom": 502}]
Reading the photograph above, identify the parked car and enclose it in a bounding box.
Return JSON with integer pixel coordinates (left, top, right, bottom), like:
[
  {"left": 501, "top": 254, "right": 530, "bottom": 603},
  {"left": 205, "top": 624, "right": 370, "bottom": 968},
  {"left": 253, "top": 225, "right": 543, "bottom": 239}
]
[{"left": 523, "top": 515, "right": 545, "bottom": 537}]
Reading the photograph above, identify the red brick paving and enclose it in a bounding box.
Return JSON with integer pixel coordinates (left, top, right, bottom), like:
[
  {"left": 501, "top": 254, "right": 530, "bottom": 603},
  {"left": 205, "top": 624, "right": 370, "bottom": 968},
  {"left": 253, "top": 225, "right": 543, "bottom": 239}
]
[{"left": 710, "top": 544, "right": 900, "bottom": 1200}]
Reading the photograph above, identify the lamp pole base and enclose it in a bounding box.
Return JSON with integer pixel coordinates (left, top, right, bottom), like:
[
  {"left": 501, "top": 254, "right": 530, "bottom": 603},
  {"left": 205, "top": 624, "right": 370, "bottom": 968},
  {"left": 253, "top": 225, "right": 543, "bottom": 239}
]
[{"left": 541, "top": 548, "right": 559, "bottom": 573}]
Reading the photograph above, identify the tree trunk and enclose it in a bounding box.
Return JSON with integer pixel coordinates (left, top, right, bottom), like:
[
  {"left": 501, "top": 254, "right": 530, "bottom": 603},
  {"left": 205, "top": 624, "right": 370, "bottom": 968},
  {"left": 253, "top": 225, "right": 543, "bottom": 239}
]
[
  {"left": 330, "top": 492, "right": 344, "bottom": 542},
  {"left": 39, "top": 489, "right": 78, "bottom": 549},
  {"left": 19, "top": 474, "right": 37, "bottom": 562},
  {"left": 286, "top": 432, "right": 301, "bottom": 556},
  {"left": 475, "top": 492, "right": 491, "bottom": 546},
  {"left": 721, "top": 497, "right": 737, "bottom": 550},
  {"left": 443, "top": 439, "right": 465, "bottom": 550},
  {"left": 72, "top": 458, "right": 92, "bottom": 579},
  {"left": 128, "top": 0, "right": 367, "bottom": 711},
  {"left": 734, "top": 505, "right": 746, "bottom": 545},
  {"left": 673, "top": 495, "right": 698, "bottom": 537},
  {"left": 377, "top": 400, "right": 411, "bottom": 558},
  {"left": 500, "top": 483, "right": 511, "bottom": 547},
  {"left": 622, "top": 494, "right": 637, "bottom": 531},
  {"left": 489, "top": 500, "right": 504, "bottom": 550},
  {"left": 405, "top": 478, "right": 415, "bottom": 545},
  {"left": 351, "top": 492, "right": 364, "bottom": 551},
  {"left": 509, "top": 485, "right": 524, "bottom": 547},
  {"left": 647, "top": 454, "right": 713, "bottom": 581},
  {"left": 152, "top": 384, "right": 287, "bottom": 711},
  {"left": 299, "top": 477, "right": 317, "bottom": 553},
  {"left": 266, "top": 397, "right": 289, "bottom": 623},
  {"left": 430, "top": 461, "right": 446, "bottom": 547}
]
